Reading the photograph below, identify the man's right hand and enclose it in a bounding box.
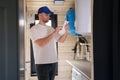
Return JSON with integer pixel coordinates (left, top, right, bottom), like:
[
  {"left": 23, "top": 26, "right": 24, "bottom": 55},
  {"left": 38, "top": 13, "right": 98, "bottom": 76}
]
[{"left": 54, "top": 26, "right": 62, "bottom": 34}]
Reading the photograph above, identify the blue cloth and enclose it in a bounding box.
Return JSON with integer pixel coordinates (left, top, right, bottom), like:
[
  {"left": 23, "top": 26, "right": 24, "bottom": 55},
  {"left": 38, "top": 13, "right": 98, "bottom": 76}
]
[{"left": 65, "top": 8, "right": 81, "bottom": 36}]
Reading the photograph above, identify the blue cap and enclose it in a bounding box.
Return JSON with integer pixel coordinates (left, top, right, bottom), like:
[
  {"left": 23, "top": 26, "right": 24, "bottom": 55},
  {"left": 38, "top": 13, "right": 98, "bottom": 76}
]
[{"left": 38, "top": 6, "right": 54, "bottom": 15}]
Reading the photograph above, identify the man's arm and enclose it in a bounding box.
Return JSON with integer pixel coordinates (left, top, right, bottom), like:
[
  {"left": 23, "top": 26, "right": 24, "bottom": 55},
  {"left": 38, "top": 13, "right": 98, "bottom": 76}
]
[
  {"left": 58, "top": 32, "right": 68, "bottom": 43},
  {"left": 58, "top": 23, "right": 69, "bottom": 43},
  {"left": 34, "top": 26, "right": 61, "bottom": 46}
]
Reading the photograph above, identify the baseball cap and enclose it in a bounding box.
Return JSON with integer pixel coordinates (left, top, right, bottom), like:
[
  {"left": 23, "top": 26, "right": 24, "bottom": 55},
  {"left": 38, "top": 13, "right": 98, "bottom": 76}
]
[{"left": 38, "top": 6, "right": 54, "bottom": 15}]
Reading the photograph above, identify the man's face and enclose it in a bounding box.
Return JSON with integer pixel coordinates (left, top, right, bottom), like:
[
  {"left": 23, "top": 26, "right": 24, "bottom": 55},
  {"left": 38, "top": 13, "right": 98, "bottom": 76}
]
[{"left": 38, "top": 13, "right": 50, "bottom": 23}]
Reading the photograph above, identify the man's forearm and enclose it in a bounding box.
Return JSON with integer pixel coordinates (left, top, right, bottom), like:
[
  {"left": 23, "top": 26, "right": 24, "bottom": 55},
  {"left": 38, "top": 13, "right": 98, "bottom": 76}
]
[
  {"left": 34, "top": 31, "right": 56, "bottom": 46},
  {"left": 58, "top": 32, "right": 68, "bottom": 43}
]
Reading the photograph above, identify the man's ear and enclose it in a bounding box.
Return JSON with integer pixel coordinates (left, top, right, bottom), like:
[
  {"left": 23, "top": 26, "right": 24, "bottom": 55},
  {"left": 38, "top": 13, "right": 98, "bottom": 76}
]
[{"left": 38, "top": 14, "right": 42, "bottom": 19}]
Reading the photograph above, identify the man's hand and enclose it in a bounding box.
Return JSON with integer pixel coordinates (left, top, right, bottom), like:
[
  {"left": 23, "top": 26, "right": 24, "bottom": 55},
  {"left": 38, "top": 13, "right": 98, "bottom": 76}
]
[
  {"left": 54, "top": 26, "right": 62, "bottom": 34},
  {"left": 65, "top": 23, "right": 69, "bottom": 31}
]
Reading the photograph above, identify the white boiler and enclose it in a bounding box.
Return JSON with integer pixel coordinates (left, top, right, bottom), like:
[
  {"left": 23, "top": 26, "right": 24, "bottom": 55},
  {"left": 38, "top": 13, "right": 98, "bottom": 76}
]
[{"left": 75, "top": 0, "right": 91, "bottom": 35}]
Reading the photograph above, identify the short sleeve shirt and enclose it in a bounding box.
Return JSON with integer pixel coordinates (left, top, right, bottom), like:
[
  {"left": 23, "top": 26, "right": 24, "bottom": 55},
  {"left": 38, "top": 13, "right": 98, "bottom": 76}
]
[{"left": 30, "top": 24, "right": 59, "bottom": 64}]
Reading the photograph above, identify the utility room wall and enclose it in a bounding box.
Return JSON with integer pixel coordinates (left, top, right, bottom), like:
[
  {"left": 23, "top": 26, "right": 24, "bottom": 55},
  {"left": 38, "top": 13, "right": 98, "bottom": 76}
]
[{"left": 26, "top": 0, "right": 75, "bottom": 26}]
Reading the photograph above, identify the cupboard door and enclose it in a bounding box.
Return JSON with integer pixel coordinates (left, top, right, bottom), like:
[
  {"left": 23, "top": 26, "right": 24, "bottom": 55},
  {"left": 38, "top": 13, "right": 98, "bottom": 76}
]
[
  {"left": 81, "top": 75, "right": 89, "bottom": 80},
  {"left": 72, "top": 68, "right": 89, "bottom": 80},
  {"left": 0, "top": 0, "right": 19, "bottom": 80}
]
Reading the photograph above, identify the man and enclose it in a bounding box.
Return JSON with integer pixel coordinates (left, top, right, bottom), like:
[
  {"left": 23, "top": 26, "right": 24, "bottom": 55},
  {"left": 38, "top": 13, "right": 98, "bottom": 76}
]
[{"left": 30, "top": 6, "right": 69, "bottom": 80}]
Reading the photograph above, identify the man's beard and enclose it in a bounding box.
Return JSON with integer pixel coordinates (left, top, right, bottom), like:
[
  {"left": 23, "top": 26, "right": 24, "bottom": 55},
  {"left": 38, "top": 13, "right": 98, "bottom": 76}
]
[{"left": 44, "top": 20, "right": 49, "bottom": 23}]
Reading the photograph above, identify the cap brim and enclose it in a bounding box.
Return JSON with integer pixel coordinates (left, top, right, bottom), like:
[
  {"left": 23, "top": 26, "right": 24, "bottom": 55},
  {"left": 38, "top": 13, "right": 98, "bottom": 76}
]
[
  {"left": 38, "top": 6, "right": 54, "bottom": 15},
  {"left": 45, "top": 11, "right": 54, "bottom": 15}
]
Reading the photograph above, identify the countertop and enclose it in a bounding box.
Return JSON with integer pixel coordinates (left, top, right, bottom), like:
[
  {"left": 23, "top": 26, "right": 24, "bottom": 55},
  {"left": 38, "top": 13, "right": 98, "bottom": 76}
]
[{"left": 66, "top": 59, "right": 91, "bottom": 80}]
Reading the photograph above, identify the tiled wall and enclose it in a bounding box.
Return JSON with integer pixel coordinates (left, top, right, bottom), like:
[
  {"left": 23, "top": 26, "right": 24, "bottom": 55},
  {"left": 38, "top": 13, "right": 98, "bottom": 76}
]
[{"left": 26, "top": 0, "right": 75, "bottom": 26}]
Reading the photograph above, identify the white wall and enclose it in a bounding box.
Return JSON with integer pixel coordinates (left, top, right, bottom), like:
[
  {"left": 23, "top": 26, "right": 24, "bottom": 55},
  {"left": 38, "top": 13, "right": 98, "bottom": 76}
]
[{"left": 75, "top": 0, "right": 91, "bottom": 35}]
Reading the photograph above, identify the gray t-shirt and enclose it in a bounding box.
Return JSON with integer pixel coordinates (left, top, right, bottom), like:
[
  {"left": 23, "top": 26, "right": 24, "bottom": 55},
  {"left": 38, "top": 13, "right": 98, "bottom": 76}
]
[{"left": 30, "top": 24, "right": 59, "bottom": 64}]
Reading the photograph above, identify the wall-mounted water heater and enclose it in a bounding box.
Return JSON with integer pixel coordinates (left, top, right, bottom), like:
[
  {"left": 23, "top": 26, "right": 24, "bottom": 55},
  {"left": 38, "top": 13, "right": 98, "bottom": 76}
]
[{"left": 75, "top": 0, "right": 91, "bottom": 35}]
